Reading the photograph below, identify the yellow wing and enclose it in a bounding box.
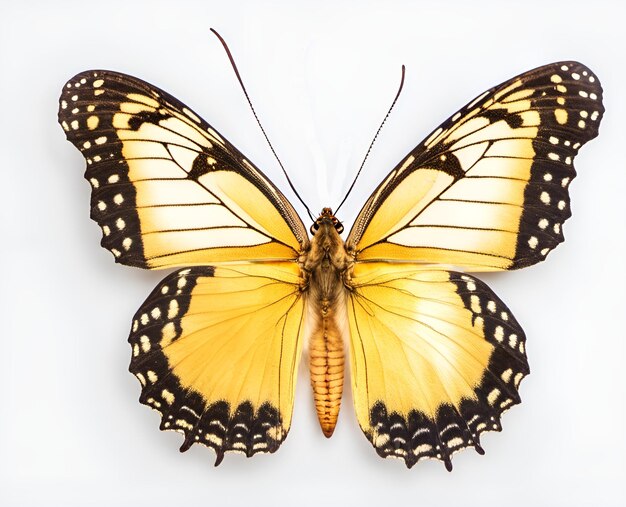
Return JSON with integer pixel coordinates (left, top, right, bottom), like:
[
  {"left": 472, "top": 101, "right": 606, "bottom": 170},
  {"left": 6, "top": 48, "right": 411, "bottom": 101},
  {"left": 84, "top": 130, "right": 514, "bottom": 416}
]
[
  {"left": 59, "top": 70, "right": 307, "bottom": 268},
  {"left": 347, "top": 61, "right": 603, "bottom": 271},
  {"left": 128, "top": 262, "right": 305, "bottom": 464},
  {"left": 347, "top": 263, "right": 529, "bottom": 470}
]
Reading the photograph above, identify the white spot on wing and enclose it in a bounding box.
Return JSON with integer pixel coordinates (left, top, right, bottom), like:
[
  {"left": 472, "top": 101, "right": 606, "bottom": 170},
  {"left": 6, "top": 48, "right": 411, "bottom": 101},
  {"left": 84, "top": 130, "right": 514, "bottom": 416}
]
[
  {"left": 494, "top": 326, "right": 504, "bottom": 342},
  {"left": 168, "top": 299, "right": 179, "bottom": 319},
  {"left": 87, "top": 116, "right": 99, "bottom": 130},
  {"left": 487, "top": 388, "right": 500, "bottom": 405},
  {"left": 140, "top": 335, "right": 151, "bottom": 353}
]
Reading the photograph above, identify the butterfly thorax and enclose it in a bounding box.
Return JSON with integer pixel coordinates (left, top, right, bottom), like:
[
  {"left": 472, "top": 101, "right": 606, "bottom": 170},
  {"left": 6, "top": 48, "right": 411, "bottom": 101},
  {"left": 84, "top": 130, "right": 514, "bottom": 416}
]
[{"left": 302, "top": 210, "right": 350, "bottom": 437}]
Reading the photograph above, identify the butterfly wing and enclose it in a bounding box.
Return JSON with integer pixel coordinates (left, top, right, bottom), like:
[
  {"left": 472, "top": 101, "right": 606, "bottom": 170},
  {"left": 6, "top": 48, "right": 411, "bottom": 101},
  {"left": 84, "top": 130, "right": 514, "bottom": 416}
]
[
  {"left": 347, "top": 61, "right": 603, "bottom": 271},
  {"left": 347, "top": 263, "right": 529, "bottom": 469},
  {"left": 59, "top": 70, "right": 307, "bottom": 268},
  {"left": 128, "top": 262, "right": 305, "bottom": 464}
]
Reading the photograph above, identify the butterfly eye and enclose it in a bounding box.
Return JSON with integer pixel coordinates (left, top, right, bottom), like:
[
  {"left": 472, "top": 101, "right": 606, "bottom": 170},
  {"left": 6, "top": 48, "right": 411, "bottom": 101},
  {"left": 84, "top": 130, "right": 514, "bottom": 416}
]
[
  {"left": 310, "top": 222, "right": 320, "bottom": 235},
  {"left": 334, "top": 222, "right": 344, "bottom": 234}
]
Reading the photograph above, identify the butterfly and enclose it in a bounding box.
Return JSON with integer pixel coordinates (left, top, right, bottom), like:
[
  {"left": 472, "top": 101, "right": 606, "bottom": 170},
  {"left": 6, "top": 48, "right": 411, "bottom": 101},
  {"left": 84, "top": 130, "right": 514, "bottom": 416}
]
[{"left": 58, "top": 55, "right": 603, "bottom": 470}]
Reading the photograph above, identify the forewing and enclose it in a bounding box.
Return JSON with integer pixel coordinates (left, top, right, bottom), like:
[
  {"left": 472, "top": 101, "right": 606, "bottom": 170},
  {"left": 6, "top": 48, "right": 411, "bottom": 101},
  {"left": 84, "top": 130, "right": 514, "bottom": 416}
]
[
  {"left": 347, "top": 263, "right": 529, "bottom": 469},
  {"left": 128, "top": 262, "right": 305, "bottom": 464},
  {"left": 348, "top": 62, "right": 603, "bottom": 271},
  {"left": 59, "top": 70, "right": 307, "bottom": 268}
]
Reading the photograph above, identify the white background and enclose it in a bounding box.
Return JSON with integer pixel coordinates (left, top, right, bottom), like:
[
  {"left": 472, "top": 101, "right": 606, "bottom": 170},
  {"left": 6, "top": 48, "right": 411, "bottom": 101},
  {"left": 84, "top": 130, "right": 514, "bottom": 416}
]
[{"left": 1, "top": 1, "right": 625, "bottom": 506}]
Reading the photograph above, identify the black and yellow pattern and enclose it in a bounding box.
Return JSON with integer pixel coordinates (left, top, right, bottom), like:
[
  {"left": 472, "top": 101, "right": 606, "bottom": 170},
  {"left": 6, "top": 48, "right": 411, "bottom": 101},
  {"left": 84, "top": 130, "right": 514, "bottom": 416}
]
[
  {"left": 348, "top": 62, "right": 604, "bottom": 271},
  {"left": 348, "top": 264, "right": 528, "bottom": 469},
  {"left": 128, "top": 263, "right": 305, "bottom": 463},
  {"left": 58, "top": 59, "right": 603, "bottom": 470},
  {"left": 59, "top": 70, "right": 307, "bottom": 268}
]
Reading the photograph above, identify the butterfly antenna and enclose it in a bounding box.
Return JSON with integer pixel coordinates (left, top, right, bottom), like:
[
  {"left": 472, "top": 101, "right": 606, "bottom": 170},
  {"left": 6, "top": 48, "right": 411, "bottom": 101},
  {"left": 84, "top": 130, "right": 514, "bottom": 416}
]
[
  {"left": 210, "top": 28, "right": 316, "bottom": 222},
  {"left": 334, "top": 64, "right": 406, "bottom": 216}
]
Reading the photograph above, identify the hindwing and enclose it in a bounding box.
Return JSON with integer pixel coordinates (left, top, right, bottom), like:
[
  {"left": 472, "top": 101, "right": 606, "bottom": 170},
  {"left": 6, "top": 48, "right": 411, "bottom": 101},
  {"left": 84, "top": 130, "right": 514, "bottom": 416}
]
[
  {"left": 128, "top": 263, "right": 305, "bottom": 464},
  {"left": 347, "top": 263, "right": 529, "bottom": 469}
]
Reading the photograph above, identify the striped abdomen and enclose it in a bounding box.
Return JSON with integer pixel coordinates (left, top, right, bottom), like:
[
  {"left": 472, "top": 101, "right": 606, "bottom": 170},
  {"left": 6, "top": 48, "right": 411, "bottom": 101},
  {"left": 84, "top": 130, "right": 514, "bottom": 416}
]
[
  {"left": 309, "top": 297, "right": 346, "bottom": 437},
  {"left": 303, "top": 212, "right": 350, "bottom": 438}
]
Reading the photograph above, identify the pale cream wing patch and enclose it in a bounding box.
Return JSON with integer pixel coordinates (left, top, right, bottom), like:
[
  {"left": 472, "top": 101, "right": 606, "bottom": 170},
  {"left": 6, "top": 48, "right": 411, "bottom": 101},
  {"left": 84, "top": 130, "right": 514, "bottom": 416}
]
[
  {"left": 59, "top": 70, "right": 307, "bottom": 269},
  {"left": 348, "top": 61, "right": 604, "bottom": 271}
]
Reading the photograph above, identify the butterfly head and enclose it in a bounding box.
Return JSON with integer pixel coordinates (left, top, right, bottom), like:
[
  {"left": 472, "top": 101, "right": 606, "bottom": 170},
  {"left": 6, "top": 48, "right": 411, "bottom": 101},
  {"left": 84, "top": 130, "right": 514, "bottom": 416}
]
[{"left": 310, "top": 207, "right": 344, "bottom": 235}]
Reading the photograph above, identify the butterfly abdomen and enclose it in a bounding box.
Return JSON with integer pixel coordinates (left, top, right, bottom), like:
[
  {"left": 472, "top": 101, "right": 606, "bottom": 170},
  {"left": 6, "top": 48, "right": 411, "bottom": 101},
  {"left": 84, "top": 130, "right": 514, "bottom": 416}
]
[
  {"left": 308, "top": 297, "right": 346, "bottom": 437},
  {"left": 304, "top": 214, "right": 351, "bottom": 437}
]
